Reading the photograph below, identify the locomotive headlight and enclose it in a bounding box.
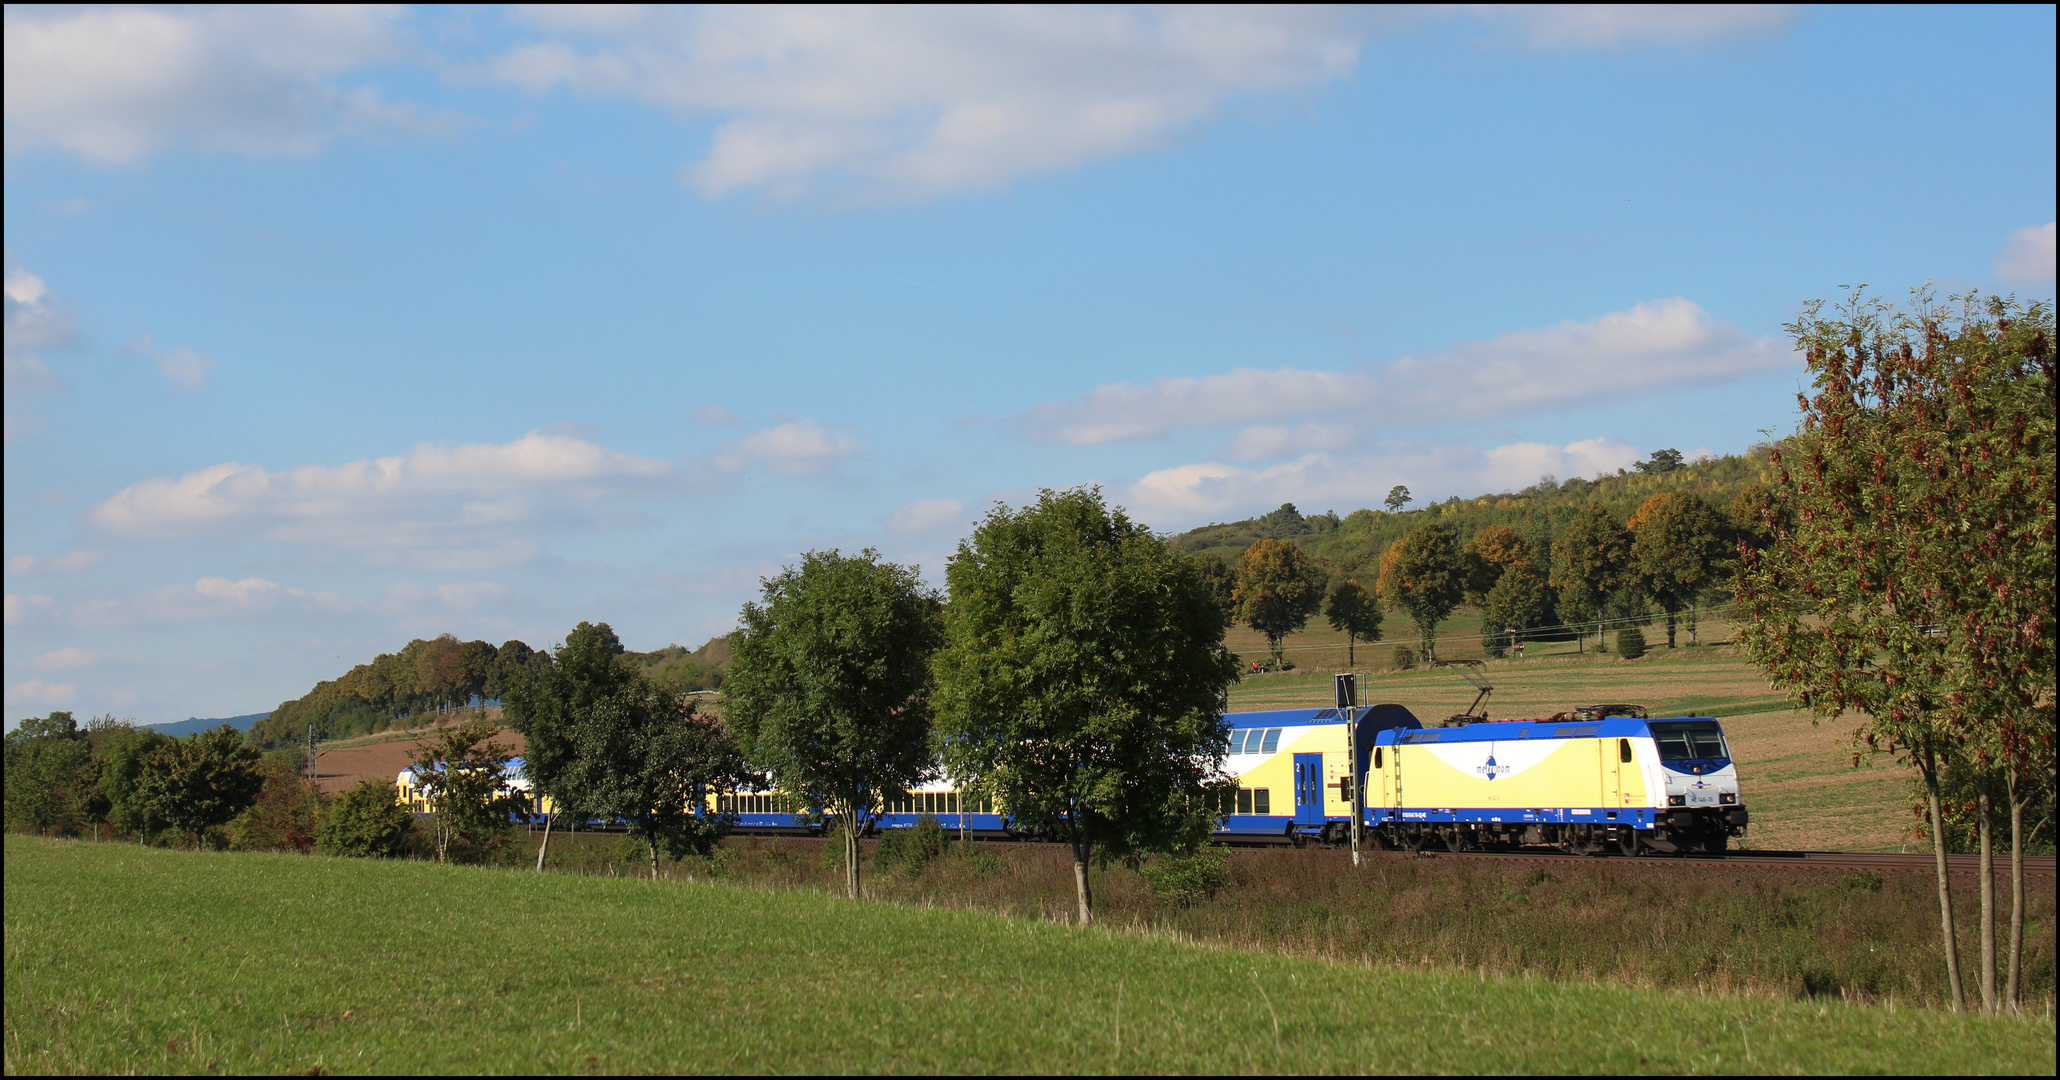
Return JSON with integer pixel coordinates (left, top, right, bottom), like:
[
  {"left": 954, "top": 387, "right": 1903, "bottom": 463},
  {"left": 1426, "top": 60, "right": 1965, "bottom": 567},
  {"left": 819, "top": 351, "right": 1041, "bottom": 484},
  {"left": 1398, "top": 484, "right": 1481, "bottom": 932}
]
[
  {"left": 1667, "top": 795, "right": 1686, "bottom": 806},
  {"left": 1720, "top": 793, "right": 1736, "bottom": 804}
]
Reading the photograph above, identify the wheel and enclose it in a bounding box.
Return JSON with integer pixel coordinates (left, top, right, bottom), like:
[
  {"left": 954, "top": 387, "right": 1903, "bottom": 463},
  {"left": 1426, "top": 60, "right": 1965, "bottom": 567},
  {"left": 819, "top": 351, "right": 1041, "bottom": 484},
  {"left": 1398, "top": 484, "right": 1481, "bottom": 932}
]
[{"left": 1618, "top": 830, "right": 1640, "bottom": 856}]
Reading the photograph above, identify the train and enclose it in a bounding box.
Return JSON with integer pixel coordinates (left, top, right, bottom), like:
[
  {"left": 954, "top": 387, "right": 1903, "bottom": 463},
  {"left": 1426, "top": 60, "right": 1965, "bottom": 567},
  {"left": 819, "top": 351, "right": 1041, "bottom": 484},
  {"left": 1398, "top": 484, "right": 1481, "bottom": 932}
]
[{"left": 398, "top": 703, "right": 1748, "bottom": 856}]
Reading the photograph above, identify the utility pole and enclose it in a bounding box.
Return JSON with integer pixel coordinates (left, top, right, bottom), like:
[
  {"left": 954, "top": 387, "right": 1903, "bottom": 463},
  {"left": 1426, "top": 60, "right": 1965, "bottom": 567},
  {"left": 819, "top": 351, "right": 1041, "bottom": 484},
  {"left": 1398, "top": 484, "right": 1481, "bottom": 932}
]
[{"left": 1335, "top": 672, "right": 1363, "bottom": 867}]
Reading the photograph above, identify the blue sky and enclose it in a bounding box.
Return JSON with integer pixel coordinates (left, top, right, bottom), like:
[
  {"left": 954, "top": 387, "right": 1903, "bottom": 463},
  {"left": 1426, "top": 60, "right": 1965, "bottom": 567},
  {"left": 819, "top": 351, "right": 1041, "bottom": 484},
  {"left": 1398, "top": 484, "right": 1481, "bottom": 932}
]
[{"left": 5, "top": 4, "right": 2054, "bottom": 727}]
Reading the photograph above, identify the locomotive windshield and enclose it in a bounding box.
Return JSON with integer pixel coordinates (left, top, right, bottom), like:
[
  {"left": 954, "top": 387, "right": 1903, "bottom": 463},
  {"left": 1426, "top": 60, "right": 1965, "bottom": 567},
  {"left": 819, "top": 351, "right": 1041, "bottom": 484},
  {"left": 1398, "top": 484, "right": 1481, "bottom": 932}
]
[{"left": 1648, "top": 720, "right": 1729, "bottom": 761}]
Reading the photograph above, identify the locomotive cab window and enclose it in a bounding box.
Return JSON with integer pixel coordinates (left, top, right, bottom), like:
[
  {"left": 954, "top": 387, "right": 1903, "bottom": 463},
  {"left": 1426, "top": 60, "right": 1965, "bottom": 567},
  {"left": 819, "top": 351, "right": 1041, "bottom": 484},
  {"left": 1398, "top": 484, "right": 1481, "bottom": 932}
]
[
  {"left": 1374, "top": 747, "right": 1383, "bottom": 770},
  {"left": 1618, "top": 738, "right": 1632, "bottom": 763},
  {"left": 1648, "top": 721, "right": 1730, "bottom": 761}
]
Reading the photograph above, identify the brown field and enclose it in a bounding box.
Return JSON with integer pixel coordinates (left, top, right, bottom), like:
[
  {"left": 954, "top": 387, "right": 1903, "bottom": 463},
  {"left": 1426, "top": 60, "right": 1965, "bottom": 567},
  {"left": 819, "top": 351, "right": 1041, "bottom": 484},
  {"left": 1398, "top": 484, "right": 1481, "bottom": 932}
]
[{"left": 308, "top": 709, "right": 524, "bottom": 796}]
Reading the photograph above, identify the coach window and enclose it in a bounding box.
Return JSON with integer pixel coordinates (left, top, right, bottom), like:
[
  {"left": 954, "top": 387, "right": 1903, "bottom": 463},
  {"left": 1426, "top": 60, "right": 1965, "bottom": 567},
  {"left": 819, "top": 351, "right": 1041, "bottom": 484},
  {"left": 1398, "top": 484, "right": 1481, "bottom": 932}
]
[
  {"left": 1261, "top": 728, "right": 1282, "bottom": 754},
  {"left": 1618, "top": 738, "right": 1633, "bottom": 763},
  {"left": 1253, "top": 789, "right": 1271, "bottom": 815},
  {"left": 1229, "top": 730, "right": 1248, "bottom": 754}
]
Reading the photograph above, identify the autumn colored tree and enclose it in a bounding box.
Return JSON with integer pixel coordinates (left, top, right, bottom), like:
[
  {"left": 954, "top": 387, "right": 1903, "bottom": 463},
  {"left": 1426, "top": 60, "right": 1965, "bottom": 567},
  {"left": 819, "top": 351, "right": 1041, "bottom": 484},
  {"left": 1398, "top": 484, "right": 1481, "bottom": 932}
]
[
  {"left": 1233, "top": 538, "right": 1327, "bottom": 670},
  {"left": 1738, "top": 287, "right": 2055, "bottom": 1013},
  {"left": 1377, "top": 523, "right": 1465, "bottom": 662},
  {"left": 1461, "top": 525, "right": 1534, "bottom": 604}
]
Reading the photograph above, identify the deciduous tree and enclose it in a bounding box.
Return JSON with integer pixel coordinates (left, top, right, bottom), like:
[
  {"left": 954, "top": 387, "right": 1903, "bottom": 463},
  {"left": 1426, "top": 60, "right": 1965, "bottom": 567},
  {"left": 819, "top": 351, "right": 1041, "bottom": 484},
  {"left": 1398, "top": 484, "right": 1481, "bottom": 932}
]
[
  {"left": 505, "top": 622, "right": 632, "bottom": 870},
  {"left": 1377, "top": 523, "right": 1465, "bottom": 662},
  {"left": 2, "top": 712, "right": 94, "bottom": 835},
  {"left": 933, "top": 488, "right": 1240, "bottom": 925},
  {"left": 405, "top": 720, "right": 520, "bottom": 864},
  {"left": 1482, "top": 561, "right": 1547, "bottom": 657},
  {"left": 1550, "top": 504, "right": 1631, "bottom": 653},
  {"left": 135, "top": 725, "right": 263, "bottom": 846},
  {"left": 723, "top": 549, "right": 944, "bottom": 900},
  {"left": 1324, "top": 579, "right": 1382, "bottom": 666},
  {"left": 561, "top": 682, "right": 747, "bottom": 878},
  {"left": 1232, "top": 538, "right": 1326, "bottom": 670},
  {"left": 1628, "top": 492, "right": 1727, "bottom": 648},
  {"left": 317, "top": 777, "right": 417, "bottom": 857},
  {"left": 1738, "top": 286, "right": 2055, "bottom": 1013}
]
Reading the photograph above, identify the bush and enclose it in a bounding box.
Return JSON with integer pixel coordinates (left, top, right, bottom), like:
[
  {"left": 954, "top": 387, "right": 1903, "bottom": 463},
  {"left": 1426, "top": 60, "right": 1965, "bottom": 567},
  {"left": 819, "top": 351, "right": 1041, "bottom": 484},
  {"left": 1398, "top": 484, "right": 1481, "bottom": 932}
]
[
  {"left": 1137, "top": 845, "right": 1228, "bottom": 908},
  {"left": 316, "top": 778, "right": 414, "bottom": 857},
  {"left": 876, "top": 813, "right": 948, "bottom": 876},
  {"left": 1615, "top": 627, "right": 1647, "bottom": 660},
  {"left": 1392, "top": 646, "right": 1416, "bottom": 671}
]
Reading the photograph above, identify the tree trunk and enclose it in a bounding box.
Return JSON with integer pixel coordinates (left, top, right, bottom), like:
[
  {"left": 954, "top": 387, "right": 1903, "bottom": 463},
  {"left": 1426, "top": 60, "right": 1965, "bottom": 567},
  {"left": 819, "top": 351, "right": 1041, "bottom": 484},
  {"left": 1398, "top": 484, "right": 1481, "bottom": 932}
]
[
  {"left": 535, "top": 810, "right": 555, "bottom": 872},
  {"left": 844, "top": 815, "right": 861, "bottom": 900},
  {"left": 1071, "top": 834, "right": 1094, "bottom": 926},
  {"left": 1664, "top": 607, "right": 1678, "bottom": 648},
  {"left": 648, "top": 835, "right": 661, "bottom": 881},
  {"left": 2007, "top": 771, "right": 2024, "bottom": 1007},
  {"left": 1347, "top": 635, "right": 1354, "bottom": 667},
  {"left": 1921, "top": 747, "right": 1967, "bottom": 1012},
  {"left": 1977, "top": 778, "right": 1996, "bottom": 1013}
]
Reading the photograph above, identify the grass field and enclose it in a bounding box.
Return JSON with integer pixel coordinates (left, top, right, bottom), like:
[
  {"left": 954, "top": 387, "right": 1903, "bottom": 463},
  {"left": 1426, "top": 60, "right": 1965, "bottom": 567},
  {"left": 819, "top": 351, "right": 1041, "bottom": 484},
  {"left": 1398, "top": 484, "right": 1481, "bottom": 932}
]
[
  {"left": 1225, "top": 614, "right": 1921, "bottom": 853},
  {"left": 6, "top": 838, "right": 2053, "bottom": 1075}
]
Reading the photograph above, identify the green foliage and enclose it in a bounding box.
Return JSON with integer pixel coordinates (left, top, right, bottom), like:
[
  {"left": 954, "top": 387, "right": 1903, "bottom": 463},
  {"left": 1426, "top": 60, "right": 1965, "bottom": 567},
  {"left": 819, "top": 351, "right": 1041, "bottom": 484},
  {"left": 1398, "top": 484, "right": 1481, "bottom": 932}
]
[
  {"left": 225, "top": 750, "right": 325, "bottom": 852},
  {"left": 503, "top": 621, "right": 638, "bottom": 828},
  {"left": 134, "top": 726, "right": 263, "bottom": 845},
  {"left": 631, "top": 637, "right": 729, "bottom": 693},
  {"left": 1549, "top": 503, "right": 1632, "bottom": 646},
  {"left": 1615, "top": 626, "right": 1647, "bottom": 660},
  {"left": 1635, "top": 447, "right": 1686, "bottom": 474},
  {"left": 1232, "top": 537, "right": 1326, "bottom": 668},
  {"left": 1323, "top": 579, "right": 1382, "bottom": 666},
  {"left": 1136, "top": 843, "right": 1228, "bottom": 908},
  {"left": 875, "top": 814, "right": 949, "bottom": 877},
  {"left": 1482, "top": 561, "right": 1547, "bottom": 656},
  {"left": 933, "top": 487, "right": 1240, "bottom": 924},
  {"left": 96, "top": 726, "right": 171, "bottom": 838},
  {"left": 1384, "top": 484, "right": 1412, "bottom": 512},
  {"left": 316, "top": 777, "right": 415, "bottom": 857},
  {"left": 3, "top": 712, "right": 95, "bottom": 835},
  {"left": 1628, "top": 491, "right": 1729, "bottom": 647},
  {"left": 723, "top": 548, "right": 944, "bottom": 899},
  {"left": 1378, "top": 523, "right": 1466, "bottom": 661},
  {"left": 250, "top": 633, "right": 546, "bottom": 749},
  {"left": 1392, "top": 645, "right": 1416, "bottom": 671},
  {"left": 560, "top": 682, "right": 746, "bottom": 877},
  {"left": 1189, "top": 553, "right": 1236, "bottom": 628},
  {"left": 406, "top": 720, "right": 521, "bottom": 864}
]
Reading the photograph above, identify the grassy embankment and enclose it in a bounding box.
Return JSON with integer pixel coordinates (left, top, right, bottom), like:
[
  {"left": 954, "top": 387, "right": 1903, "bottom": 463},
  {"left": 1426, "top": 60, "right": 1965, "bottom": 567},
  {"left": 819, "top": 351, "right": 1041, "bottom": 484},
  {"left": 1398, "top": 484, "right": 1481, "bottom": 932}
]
[
  {"left": 1224, "top": 614, "right": 1918, "bottom": 853},
  {"left": 6, "top": 837, "right": 2053, "bottom": 1075}
]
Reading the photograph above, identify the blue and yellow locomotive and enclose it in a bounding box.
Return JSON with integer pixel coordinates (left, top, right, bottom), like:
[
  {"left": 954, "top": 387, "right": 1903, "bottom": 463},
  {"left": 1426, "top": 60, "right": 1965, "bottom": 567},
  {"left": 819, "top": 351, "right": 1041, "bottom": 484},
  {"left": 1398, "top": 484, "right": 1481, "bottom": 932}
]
[{"left": 1217, "top": 703, "right": 1748, "bottom": 854}]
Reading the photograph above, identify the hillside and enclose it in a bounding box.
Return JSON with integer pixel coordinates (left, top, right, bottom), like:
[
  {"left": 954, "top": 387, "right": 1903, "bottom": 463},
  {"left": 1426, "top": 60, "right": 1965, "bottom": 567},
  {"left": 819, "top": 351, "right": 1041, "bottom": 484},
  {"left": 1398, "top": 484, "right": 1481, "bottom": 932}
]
[
  {"left": 143, "top": 712, "right": 269, "bottom": 738},
  {"left": 1173, "top": 446, "right": 1774, "bottom": 583}
]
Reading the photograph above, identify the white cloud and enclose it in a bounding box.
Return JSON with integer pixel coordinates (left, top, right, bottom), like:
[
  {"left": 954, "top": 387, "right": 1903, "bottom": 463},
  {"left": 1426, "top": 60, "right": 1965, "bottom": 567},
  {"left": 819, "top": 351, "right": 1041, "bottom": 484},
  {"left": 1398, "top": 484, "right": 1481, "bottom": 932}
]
[
  {"left": 3, "top": 5, "right": 453, "bottom": 163},
  {"left": 1996, "top": 222, "right": 2056, "bottom": 285},
  {"left": 88, "top": 429, "right": 685, "bottom": 565},
  {"left": 437, "top": 581, "right": 510, "bottom": 611},
  {"left": 61, "top": 576, "right": 364, "bottom": 629},
  {"left": 6, "top": 551, "right": 108, "bottom": 576},
  {"left": 31, "top": 647, "right": 125, "bottom": 672},
  {"left": 715, "top": 421, "right": 863, "bottom": 477},
  {"left": 4, "top": 593, "right": 57, "bottom": 626},
  {"left": 4, "top": 266, "right": 79, "bottom": 443},
  {"left": 692, "top": 404, "right": 747, "bottom": 425},
  {"left": 886, "top": 498, "right": 966, "bottom": 535},
  {"left": 127, "top": 334, "right": 218, "bottom": 391},
  {"left": 1477, "top": 5, "right": 1796, "bottom": 50},
  {"left": 1021, "top": 298, "right": 1793, "bottom": 447},
  {"left": 1217, "top": 422, "right": 1355, "bottom": 462},
  {"left": 1125, "top": 436, "right": 1645, "bottom": 526},
  {"left": 480, "top": 6, "right": 1363, "bottom": 201},
  {"left": 6, "top": 680, "right": 77, "bottom": 708}
]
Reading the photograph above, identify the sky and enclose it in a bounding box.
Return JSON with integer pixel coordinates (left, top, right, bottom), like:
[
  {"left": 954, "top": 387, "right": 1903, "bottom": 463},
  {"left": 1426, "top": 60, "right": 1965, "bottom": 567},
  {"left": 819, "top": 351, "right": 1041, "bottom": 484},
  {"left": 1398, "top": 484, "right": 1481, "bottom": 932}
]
[{"left": 4, "top": 4, "right": 2055, "bottom": 728}]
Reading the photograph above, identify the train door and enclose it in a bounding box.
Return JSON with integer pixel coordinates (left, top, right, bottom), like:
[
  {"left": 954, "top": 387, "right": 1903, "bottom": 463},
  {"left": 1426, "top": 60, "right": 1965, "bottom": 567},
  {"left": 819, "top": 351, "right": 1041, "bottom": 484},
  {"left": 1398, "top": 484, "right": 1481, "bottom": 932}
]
[
  {"left": 1293, "top": 753, "right": 1325, "bottom": 825},
  {"left": 1381, "top": 745, "right": 1397, "bottom": 808},
  {"left": 1603, "top": 739, "right": 1622, "bottom": 808}
]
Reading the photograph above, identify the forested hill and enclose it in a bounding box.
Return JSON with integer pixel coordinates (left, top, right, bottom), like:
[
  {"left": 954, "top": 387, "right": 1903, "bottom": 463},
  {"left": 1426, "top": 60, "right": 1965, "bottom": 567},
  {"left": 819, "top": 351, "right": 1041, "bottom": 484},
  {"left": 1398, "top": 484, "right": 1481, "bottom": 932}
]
[
  {"left": 144, "top": 713, "right": 269, "bottom": 738},
  {"left": 1171, "top": 446, "right": 1774, "bottom": 582},
  {"left": 248, "top": 634, "right": 730, "bottom": 749}
]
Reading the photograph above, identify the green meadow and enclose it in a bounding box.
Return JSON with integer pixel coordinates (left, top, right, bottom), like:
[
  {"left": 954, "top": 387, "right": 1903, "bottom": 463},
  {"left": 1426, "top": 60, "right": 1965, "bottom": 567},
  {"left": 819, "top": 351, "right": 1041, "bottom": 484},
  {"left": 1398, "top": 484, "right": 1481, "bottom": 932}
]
[
  {"left": 1225, "top": 615, "right": 1920, "bottom": 852},
  {"left": 6, "top": 837, "right": 2052, "bottom": 1075}
]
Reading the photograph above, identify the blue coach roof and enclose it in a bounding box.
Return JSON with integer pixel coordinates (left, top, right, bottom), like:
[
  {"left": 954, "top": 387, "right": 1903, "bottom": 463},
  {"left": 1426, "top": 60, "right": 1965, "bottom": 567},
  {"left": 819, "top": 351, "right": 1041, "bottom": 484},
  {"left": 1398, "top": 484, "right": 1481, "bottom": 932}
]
[
  {"left": 1224, "top": 703, "right": 1425, "bottom": 730},
  {"left": 1378, "top": 715, "right": 1720, "bottom": 743}
]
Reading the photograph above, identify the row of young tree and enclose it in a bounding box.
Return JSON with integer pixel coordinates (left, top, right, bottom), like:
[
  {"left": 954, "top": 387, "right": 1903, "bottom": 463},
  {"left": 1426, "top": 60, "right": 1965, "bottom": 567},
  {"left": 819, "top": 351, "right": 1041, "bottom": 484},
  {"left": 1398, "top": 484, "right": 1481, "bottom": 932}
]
[
  {"left": 1, "top": 711, "right": 413, "bottom": 858},
  {"left": 1204, "top": 482, "right": 1752, "bottom": 673}
]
